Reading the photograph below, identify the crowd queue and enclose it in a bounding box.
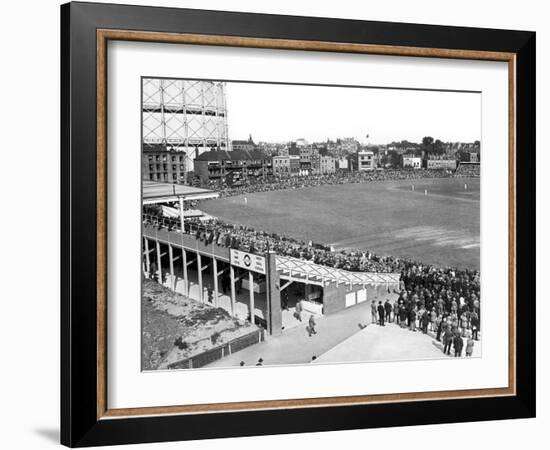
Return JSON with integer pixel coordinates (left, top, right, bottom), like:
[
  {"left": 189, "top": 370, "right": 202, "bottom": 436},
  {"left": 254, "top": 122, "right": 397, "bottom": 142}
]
[{"left": 372, "top": 267, "right": 480, "bottom": 358}]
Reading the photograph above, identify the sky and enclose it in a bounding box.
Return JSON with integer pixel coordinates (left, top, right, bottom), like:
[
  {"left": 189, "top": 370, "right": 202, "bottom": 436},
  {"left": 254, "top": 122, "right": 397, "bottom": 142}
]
[{"left": 225, "top": 82, "right": 481, "bottom": 145}]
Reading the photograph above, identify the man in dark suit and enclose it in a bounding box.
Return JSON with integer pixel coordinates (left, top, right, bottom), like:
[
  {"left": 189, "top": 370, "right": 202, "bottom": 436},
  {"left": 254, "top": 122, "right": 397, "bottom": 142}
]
[
  {"left": 377, "top": 301, "right": 385, "bottom": 326},
  {"left": 443, "top": 328, "right": 453, "bottom": 355},
  {"left": 453, "top": 333, "right": 464, "bottom": 357},
  {"left": 384, "top": 299, "right": 392, "bottom": 323}
]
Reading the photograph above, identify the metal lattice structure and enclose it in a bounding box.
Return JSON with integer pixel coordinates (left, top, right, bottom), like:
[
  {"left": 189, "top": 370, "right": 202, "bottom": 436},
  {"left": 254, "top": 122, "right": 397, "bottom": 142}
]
[
  {"left": 142, "top": 78, "right": 229, "bottom": 172},
  {"left": 275, "top": 255, "right": 401, "bottom": 288}
]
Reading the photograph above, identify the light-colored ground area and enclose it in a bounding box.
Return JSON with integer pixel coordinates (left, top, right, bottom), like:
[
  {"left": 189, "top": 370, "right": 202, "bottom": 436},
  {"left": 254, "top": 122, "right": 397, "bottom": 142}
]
[
  {"left": 314, "top": 321, "right": 482, "bottom": 364},
  {"left": 150, "top": 269, "right": 482, "bottom": 368},
  {"left": 200, "top": 177, "right": 480, "bottom": 269},
  {"left": 205, "top": 297, "right": 396, "bottom": 368}
]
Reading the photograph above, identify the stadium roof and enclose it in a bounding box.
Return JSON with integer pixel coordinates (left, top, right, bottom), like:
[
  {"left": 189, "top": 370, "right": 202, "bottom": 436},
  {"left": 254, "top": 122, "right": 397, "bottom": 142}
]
[{"left": 142, "top": 181, "right": 219, "bottom": 204}]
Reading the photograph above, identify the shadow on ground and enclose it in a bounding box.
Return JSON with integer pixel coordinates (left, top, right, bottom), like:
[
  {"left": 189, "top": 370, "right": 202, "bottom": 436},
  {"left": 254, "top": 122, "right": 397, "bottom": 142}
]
[{"left": 34, "top": 428, "right": 59, "bottom": 444}]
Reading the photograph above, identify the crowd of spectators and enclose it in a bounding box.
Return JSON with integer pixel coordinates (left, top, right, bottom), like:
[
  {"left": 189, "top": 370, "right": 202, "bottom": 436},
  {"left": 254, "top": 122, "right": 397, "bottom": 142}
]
[
  {"left": 144, "top": 165, "right": 482, "bottom": 352},
  {"left": 454, "top": 164, "right": 480, "bottom": 177},
  {"left": 374, "top": 264, "right": 480, "bottom": 356},
  {"left": 206, "top": 169, "right": 455, "bottom": 198},
  {"left": 142, "top": 209, "right": 481, "bottom": 347},
  {"left": 143, "top": 209, "right": 400, "bottom": 273}
]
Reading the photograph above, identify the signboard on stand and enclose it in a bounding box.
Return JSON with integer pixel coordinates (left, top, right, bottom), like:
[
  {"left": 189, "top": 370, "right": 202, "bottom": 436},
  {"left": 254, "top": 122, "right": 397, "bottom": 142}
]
[{"left": 230, "top": 249, "right": 266, "bottom": 274}]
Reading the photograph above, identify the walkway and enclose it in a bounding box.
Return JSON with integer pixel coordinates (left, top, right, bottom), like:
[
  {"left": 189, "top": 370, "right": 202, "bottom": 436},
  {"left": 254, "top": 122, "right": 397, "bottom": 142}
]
[
  {"left": 314, "top": 322, "right": 482, "bottom": 363},
  {"left": 205, "top": 298, "right": 383, "bottom": 368}
]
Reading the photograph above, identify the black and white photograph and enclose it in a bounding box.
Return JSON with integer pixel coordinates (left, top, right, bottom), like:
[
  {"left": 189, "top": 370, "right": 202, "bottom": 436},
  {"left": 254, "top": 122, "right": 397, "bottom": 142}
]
[
  {"left": 0, "top": 0, "right": 542, "bottom": 447},
  {"left": 141, "top": 78, "right": 482, "bottom": 370}
]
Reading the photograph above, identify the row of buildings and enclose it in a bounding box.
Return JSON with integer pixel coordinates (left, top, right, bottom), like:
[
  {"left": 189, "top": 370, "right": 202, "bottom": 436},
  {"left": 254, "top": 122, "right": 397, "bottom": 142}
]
[
  {"left": 192, "top": 147, "right": 340, "bottom": 186},
  {"left": 142, "top": 140, "right": 478, "bottom": 186},
  {"left": 141, "top": 79, "right": 479, "bottom": 186},
  {"left": 402, "top": 152, "right": 479, "bottom": 170}
]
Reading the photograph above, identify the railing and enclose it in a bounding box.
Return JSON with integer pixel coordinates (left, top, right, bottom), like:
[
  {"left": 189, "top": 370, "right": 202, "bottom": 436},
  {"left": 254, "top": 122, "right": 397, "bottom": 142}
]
[{"left": 166, "top": 328, "right": 264, "bottom": 369}]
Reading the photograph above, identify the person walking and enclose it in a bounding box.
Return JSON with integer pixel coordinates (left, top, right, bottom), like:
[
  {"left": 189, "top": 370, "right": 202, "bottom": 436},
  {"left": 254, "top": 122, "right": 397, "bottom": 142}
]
[
  {"left": 207, "top": 285, "right": 214, "bottom": 304},
  {"left": 436, "top": 316, "right": 444, "bottom": 341},
  {"left": 430, "top": 308, "right": 437, "bottom": 332},
  {"left": 408, "top": 307, "right": 417, "bottom": 332},
  {"left": 443, "top": 328, "right": 453, "bottom": 355},
  {"left": 295, "top": 299, "right": 303, "bottom": 322},
  {"left": 377, "top": 301, "right": 385, "bottom": 326},
  {"left": 399, "top": 304, "right": 407, "bottom": 328},
  {"left": 465, "top": 336, "right": 475, "bottom": 357},
  {"left": 384, "top": 298, "right": 393, "bottom": 323},
  {"left": 451, "top": 298, "right": 458, "bottom": 315},
  {"left": 371, "top": 299, "right": 378, "bottom": 324},
  {"left": 281, "top": 290, "right": 289, "bottom": 311},
  {"left": 460, "top": 312, "right": 469, "bottom": 337},
  {"left": 308, "top": 314, "right": 317, "bottom": 336},
  {"left": 470, "top": 312, "right": 480, "bottom": 340},
  {"left": 384, "top": 299, "right": 392, "bottom": 324},
  {"left": 453, "top": 333, "right": 464, "bottom": 357},
  {"left": 395, "top": 301, "right": 401, "bottom": 326},
  {"left": 421, "top": 309, "right": 429, "bottom": 334}
]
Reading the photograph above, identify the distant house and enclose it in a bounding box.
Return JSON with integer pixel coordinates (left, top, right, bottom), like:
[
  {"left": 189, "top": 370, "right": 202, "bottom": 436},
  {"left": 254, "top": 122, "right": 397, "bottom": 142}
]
[
  {"left": 403, "top": 154, "right": 422, "bottom": 169},
  {"left": 289, "top": 155, "right": 301, "bottom": 176},
  {"left": 231, "top": 134, "right": 256, "bottom": 152},
  {"left": 142, "top": 144, "right": 188, "bottom": 184},
  {"left": 272, "top": 155, "right": 291, "bottom": 176},
  {"left": 194, "top": 147, "right": 273, "bottom": 185},
  {"left": 357, "top": 150, "right": 375, "bottom": 171},
  {"left": 319, "top": 155, "right": 336, "bottom": 174},
  {"left": 336, "top": 158, "right": 349, "bottom": 170}
]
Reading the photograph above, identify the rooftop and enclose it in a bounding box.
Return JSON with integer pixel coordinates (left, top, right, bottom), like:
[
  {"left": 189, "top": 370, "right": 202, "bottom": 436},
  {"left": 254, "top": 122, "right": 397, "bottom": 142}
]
[
  {"left": 195, "top": 148, "right": 267, "bottom": 162},
  {"left": 142, "top": 181, "right": 219, "bottom": 204}
]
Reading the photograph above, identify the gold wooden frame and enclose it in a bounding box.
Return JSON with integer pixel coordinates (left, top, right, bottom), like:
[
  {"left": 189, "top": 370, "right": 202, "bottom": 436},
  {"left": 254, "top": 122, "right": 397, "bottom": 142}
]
[{"left": 96, "top": 29, "right": 516, "bottom": 420}]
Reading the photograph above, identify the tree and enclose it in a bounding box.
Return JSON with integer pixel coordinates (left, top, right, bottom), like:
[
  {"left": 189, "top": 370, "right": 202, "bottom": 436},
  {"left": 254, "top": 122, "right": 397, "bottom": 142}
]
[
  {"left": 434, "top": 139, "right": 445, "bottom": 155},
  {"left": 422, "top": 136, "right": 434, "bottom": 153},
  {"left": 388, "top": 150, "right": 401, "bottom": 168}
]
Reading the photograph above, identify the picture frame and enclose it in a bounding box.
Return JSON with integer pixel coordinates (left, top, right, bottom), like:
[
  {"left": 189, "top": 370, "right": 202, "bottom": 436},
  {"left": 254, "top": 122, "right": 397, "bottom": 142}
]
[{"left": 60, "top": 1, "right": 536, "bottom": 447}]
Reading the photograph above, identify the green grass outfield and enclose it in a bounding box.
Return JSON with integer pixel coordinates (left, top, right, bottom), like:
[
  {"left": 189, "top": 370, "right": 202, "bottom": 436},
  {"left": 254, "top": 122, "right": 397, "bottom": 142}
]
[{"left": 200, "top": 177, "right": 480, "bottom": 270}]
